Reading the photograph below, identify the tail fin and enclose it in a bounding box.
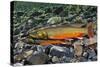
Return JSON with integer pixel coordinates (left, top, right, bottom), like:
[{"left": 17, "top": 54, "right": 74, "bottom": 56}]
[
  {"left": 87, "top": 22, "right": 94, "bottom": 38},
  {"left": 87, "top": 22, "right": 94, "bottom": 44}
]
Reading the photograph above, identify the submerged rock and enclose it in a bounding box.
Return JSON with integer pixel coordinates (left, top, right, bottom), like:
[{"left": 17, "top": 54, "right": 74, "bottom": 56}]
[
  {"left": 36, "top": 45, "right": 44, "bottom": 53},
  {"left": 82, "top": 52, "right": 88, "bottom": 58},
  {"left": 79, "top": 57, "right": 88, "bottom": 62},
  {"left": 87, "top": 48, "right": 97, "bottom": 61},
  {"left": 14, "top": 50, "right": 33, "bottom": 62},
  {"left": 73, "top": 40, "right": 83, "bottom": 57},
  {"left": 49, "top": 46, "right": 74, "bottom": 58},
  {"left": 26, "top": 52, "right": 49, "bottom": 65},
  {"left": 14, "top": 41, "right": 25, "bottom": 54},
  {"left": 47, "top": 17, "right": 62, "bottom": 24}
]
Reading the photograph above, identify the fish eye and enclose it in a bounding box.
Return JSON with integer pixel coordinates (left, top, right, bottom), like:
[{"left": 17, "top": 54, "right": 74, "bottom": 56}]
[{"left": 37, "top": 31, "right": 47, "bottom": 38}]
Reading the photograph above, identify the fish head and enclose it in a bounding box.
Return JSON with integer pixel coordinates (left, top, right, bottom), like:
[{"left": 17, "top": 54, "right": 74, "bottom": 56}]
[{"left": 29, "top": 31, "right": 47, "bottom": 39}]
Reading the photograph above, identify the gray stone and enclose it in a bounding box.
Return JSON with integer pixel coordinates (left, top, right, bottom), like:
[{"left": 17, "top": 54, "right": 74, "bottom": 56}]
[
  {"left": 79, "top": 57, "right": 88, "bottom": 62},
  {"left": 52, "top": 56, "right": 60, "bottom": 63},
  {"left": 36, "top": 45, "right": 44, "bottom": 53},
  {"left": 87, "top": 49, "right": 97, "bottom": 61},
  {"left": 49, "top": 46, "right": 74, "bottom": 58},
  {"left": 60, "top": 56, "right": 72, "bottom": 63},
  {"left": 87, "top": 49, "right": 96, "bottom": 59},
  {"left": 27, "top": 52, "right": 49, "bottom": 65},
  {"left": 83, "top": 52, "right": 88, "bottom": 58}
]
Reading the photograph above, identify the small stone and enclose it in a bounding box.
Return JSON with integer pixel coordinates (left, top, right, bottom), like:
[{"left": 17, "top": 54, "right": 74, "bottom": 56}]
[
  {"left": 23, "top": 44, "right": 33, "bottom": 50},
  {"left": 52, "top": 56, "right": 59, "bottom": 63},
  {"left": 45, "top": 45, "right": 52, "bottom": 55},
  {"left": 83, "top": 52, "right": 88, "bottom": 58},
  {"left": 14, "top": 41, "right": 24, "bottom": 49},
  {"left": 14, "top": 50, "right": 33, "bottom": 62},
  {"left": 47, "top": 17, "right": 62, "bottom": 24},
  {"left": 87, "top": 49, "right": 96, "bottom": 60},
  {"left": 60, "top": 56, "right": 71, "bottom": 63},
  {"left": 13, "top": 63, "right": 23, "bottom": 66},
  {"left": 73, "top": 41, "right": 83, "bottom": 57},
  {"left": 23, "top": 50, "right": 33, "bottom": 58},
  {"left": 79, "top": 57, "right": 88, "bottom": 62},
  {"left": 36, "top": 45, "right": 44, "bottom": 53}
]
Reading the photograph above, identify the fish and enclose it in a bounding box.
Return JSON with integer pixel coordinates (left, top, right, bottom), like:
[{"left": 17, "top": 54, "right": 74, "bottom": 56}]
[{"left": 27, "top": 22, "right": 95, "bottom": 46}]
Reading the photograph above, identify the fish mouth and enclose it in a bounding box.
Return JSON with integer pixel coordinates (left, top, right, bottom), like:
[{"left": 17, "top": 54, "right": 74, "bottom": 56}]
[{"left": 29, "top": 34, "right": 39, "bottom": 38}]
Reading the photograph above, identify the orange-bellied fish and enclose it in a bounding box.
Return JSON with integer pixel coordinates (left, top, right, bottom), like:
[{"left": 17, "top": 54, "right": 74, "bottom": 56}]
[{"left": 27, "top": 22, "right": 95, "bottom": 46}]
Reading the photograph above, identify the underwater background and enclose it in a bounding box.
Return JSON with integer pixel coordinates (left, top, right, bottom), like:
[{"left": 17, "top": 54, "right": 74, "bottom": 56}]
[{"left": 11, "top": 1, "right": 97, "bottom": 66}]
